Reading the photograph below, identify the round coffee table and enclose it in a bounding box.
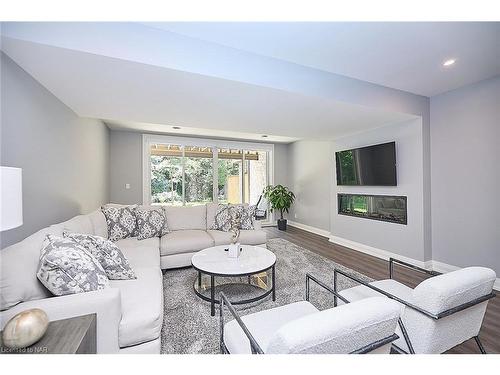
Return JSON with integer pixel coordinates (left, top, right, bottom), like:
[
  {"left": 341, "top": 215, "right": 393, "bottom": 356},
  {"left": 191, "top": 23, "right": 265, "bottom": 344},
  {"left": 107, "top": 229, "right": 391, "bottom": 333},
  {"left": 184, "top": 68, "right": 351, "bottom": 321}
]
[{"left": 191, "top": 245, "right": 276, "bottom": 316}]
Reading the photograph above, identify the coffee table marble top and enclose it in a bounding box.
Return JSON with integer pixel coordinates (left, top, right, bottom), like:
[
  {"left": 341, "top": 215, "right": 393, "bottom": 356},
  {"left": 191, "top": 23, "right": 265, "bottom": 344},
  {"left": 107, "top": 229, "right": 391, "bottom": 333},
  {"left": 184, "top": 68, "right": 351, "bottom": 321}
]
[{"left": 191, "top": 245, "right": 276, "bottom": 276}]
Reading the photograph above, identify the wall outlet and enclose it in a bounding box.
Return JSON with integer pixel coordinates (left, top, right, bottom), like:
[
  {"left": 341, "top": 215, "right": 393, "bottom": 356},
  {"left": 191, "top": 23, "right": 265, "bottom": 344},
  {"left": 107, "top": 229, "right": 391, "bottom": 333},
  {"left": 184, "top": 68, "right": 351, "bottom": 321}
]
[
  {"left": 125, "top": 183, "right": 130, "bottom": 190},
  {"left": 294, "top": 213, "right": 298, "bottom": 219}
]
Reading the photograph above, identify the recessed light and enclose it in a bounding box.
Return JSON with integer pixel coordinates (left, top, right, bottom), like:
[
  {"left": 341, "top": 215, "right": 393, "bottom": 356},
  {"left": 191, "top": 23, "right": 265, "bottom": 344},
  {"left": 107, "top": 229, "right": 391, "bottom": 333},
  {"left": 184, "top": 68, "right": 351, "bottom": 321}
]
[
  {"left": 172, "top": 126, "right": 181, "bottom": 130},
  {"left": 443, "top": 59, "right": 456, "bottom": 67},
  {"left": 261, "top": 135, "right": 268, "bottom": 138}
]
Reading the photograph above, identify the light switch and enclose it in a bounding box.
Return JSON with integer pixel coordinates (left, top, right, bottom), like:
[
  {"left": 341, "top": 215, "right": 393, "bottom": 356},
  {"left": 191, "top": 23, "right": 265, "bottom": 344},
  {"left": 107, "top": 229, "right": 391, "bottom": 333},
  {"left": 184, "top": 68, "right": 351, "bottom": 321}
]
[{"left": 125, "top": 183, "right": 130, "bottom": 190}]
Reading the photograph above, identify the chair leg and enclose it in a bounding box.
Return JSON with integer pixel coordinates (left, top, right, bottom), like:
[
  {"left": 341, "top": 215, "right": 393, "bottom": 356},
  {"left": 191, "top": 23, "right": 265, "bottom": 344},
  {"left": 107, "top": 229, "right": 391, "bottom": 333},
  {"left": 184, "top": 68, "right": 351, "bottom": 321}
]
[
  {"left": 474, "top": 336, "right": 487, "bottom": 354},
  {"left": 398, "top": 318, "right": 415, "bottom": 354}
]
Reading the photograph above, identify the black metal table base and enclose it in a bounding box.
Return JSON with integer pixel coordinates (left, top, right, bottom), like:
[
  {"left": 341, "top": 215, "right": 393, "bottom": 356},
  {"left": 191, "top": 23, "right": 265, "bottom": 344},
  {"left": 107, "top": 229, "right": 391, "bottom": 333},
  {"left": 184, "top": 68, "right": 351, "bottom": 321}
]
[{"left": 194, "top": 265, "right": 276, "bottom": 316}]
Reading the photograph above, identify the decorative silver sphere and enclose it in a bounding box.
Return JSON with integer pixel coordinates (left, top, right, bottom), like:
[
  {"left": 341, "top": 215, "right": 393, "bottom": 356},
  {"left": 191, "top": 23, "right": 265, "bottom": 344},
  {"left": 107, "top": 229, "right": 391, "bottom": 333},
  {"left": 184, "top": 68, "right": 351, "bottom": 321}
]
[{"left": 2, "top": 308, "right": 49, "bottom": 349}]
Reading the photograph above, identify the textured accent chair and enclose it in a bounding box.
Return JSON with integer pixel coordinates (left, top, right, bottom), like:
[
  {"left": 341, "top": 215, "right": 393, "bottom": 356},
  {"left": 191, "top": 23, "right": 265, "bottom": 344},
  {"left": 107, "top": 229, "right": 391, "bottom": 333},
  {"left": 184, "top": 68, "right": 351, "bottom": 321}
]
[
  {"left": 335, "top": 259, "right": 496, "bottom": 354},
  {"left": 219, "top": 274, "right": 401, "bottom": 354}
]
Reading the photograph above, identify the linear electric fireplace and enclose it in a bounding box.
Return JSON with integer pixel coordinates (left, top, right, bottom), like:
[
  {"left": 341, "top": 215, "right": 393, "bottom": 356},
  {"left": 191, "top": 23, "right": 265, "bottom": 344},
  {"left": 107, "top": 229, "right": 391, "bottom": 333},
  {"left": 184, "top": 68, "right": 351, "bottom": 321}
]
[{"left": 338, "top": 193, "right": 407, "bottom": 225}]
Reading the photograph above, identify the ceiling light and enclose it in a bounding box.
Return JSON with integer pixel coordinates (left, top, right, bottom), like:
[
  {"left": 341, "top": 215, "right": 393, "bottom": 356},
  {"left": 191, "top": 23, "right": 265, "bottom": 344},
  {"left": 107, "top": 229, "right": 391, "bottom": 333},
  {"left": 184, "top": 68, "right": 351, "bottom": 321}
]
[
  {"left": 172, "top": 126, "right": 181, "bottom": 130},
  {"left": 443, "top": 59, "right": 456, "bottom": 67}
]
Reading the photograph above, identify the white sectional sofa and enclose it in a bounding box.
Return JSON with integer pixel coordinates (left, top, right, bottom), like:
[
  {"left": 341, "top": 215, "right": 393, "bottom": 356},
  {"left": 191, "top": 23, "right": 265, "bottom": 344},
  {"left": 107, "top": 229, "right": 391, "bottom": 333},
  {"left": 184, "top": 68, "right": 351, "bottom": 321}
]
[
  {"left": 0, "top": 203, "right": 267, "bottom": 353},
  {"left": 160, "top": 204, "right": 266, "bottom": 269}
]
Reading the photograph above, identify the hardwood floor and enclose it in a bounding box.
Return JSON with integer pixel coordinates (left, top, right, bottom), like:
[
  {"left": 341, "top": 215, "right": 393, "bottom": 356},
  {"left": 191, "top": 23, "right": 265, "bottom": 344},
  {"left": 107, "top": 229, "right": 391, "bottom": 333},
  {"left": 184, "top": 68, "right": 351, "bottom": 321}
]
[{"left": 264, "top": 225, "right": 499, "bottom": 354}]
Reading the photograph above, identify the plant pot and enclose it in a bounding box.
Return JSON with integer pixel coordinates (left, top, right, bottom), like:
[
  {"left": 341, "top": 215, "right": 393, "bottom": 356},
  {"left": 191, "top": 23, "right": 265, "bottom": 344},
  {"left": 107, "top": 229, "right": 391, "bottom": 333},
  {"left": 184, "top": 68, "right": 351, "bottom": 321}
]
[{"left": 277, "top": 219, "right": 287, "bottom": 231}]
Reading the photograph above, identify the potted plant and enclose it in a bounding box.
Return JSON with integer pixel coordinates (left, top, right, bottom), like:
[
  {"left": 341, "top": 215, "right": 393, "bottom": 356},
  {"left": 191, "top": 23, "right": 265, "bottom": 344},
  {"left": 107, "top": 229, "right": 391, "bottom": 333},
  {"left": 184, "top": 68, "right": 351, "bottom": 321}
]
[{"left": 263, "top": 185, "right": 295, "bottom": 231}]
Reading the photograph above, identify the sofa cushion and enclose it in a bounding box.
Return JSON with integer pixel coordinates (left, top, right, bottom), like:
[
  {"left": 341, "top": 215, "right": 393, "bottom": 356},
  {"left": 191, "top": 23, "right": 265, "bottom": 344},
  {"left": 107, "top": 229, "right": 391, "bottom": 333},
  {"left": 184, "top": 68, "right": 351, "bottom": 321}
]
[
  {"left": 164, "top": 205, "right": 207, "bottom": 231},
  {"left": 37, "top": 235, "right": 109, "bottom": 296},
  {"left": 206, "top": 203, "right": 218, "bottom": 229},
  {"left": 115, "top": 237, "right": 160, "bottom": 269},
  {"left": 0, "top": 227, "right": 61, "bottom": 311},
  {"left": 64, "top": 233, "right": 136, "bottom": 280},
  {"left": 207, "top": 229, "right": 267, "bottom": 246},
  {"left": 160, "top": 230, "right": 214, "bottom": 256},
  {"left": 88, "top": 210, "right": 108, "bottom": 239},
  {"left": 50, "top": 214, "right": 94, "bottom": 235},
  {"left": 110, "top": 267, "right": 163, "bottom": 348}
]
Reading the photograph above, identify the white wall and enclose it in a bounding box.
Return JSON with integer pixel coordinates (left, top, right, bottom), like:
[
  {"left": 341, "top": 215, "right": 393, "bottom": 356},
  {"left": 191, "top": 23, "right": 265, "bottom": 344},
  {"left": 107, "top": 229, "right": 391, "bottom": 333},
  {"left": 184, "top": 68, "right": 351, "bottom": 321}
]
[
  {"left": 109, "top": 129, "right": 289, "bottom": 205},
  {"left": 287, "top": 141, "right": 331, "bottom": 231},
  {"left": 430, "top": 77, "right": 500, "bottom": 274},
  {"left": 0, "top": 53, "right": 110, "bottom": 248},
  {"left": 331, "top": 119, "right": 426, "bottom": 262}
]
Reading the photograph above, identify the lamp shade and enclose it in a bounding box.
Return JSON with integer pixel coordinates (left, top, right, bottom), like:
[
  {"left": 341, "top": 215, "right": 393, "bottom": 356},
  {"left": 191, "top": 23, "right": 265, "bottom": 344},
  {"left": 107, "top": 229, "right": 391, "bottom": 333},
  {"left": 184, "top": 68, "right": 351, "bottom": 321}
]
[{"left": 0, "top": 167, "right": 23, "bottom": 231}]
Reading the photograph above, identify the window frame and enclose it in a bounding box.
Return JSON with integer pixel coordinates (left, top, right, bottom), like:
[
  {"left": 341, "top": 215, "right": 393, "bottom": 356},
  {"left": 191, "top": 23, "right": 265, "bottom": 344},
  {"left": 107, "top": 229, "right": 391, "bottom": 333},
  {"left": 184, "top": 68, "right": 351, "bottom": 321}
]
[{"left": 143, "top": 134, "right": 275, "bottom": 222}]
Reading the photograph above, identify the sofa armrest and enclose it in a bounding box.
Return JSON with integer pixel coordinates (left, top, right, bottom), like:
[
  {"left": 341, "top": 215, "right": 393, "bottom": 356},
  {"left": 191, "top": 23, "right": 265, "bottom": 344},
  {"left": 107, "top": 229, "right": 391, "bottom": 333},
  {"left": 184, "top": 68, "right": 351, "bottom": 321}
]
[{"left": 0, "top": 288, "right": 122, "bottom": 353}]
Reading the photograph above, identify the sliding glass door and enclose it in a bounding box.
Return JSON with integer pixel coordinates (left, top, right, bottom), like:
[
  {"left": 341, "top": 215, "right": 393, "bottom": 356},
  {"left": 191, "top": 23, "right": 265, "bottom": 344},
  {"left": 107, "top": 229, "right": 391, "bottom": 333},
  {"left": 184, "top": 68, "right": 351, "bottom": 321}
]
[
  {"left": 243, "top": 150, "right": 268, "bottom": 206},
  {"left": 184, "top": 146, "right": 214, "bottom": 206},
  {"left": 150, "top": 144, "right": 183, "bottom": 205},
  {"left": 144, "top": 136, "right": 273, "bottom": 221},
  {"left": 217, "top": 148, "right": 243, "bottom": 204}
]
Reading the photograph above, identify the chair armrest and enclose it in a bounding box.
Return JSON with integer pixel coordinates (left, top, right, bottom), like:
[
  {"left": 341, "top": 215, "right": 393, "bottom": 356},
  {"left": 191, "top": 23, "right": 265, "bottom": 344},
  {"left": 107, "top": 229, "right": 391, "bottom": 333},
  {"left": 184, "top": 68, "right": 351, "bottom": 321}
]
[
  {"left": 350, "top": 333, "right": 400, "bottom": 354},
  {"left": 0, "top": 288, "right": 122, "bottom": 353},
  {"left": 389, "top": 257, "right": 440, "bottom": 279},
  {"left": 306, "top": 273, "right": 349, "bottom": 305},
  {"left": 387, "top": 259, "right": 496, "bottom": 319},
  {"left": 333, "top": 268, "right": 438, "bottom": 319},
  {"left": 219, "top": 292, "right": 263, "bottom": 354}
]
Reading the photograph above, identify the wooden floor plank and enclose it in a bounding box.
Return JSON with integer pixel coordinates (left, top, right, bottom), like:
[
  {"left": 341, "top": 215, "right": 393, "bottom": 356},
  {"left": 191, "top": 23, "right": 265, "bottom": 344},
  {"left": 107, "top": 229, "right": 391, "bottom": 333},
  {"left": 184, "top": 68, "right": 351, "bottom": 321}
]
[{"left": 264, "top": 225, "right": 499, "bottom": 354}]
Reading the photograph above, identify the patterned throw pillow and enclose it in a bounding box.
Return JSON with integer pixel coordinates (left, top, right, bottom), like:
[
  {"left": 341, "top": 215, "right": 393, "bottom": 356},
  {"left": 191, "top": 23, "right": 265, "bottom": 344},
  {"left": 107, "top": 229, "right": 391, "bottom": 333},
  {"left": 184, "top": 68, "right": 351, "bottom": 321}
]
[
  {"left": 240, "top": 205, "right": 257, "bottom": 230},
  {"left": 101, "top": 205, "right": 138, "bottom": 242},
  {"left": 37, "top": 235, "right": 109, "bottom": 296},
  {"left": 136, "top": 206, "right": 169, "bottom": 240},
  {"left": 210, "top": 204, "right": 233, "bottom": 232},
  {"left": 64, "top": 232, "right": 136, "bottom": 280}
]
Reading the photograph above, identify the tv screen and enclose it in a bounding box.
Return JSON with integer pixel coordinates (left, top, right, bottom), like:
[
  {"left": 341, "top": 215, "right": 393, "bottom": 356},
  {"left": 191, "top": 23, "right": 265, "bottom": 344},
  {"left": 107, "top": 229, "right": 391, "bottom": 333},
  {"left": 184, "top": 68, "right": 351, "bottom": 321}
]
[{"left": 335, "top": 142, "right": 397, "bottom": 186}]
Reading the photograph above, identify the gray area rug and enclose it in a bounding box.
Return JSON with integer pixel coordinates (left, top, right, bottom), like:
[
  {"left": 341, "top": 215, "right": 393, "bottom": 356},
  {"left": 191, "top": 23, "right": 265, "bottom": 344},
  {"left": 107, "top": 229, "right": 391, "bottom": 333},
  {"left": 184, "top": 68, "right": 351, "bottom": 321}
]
[{"left": 160, "top": 238, "right": 373, "bottom": 354}]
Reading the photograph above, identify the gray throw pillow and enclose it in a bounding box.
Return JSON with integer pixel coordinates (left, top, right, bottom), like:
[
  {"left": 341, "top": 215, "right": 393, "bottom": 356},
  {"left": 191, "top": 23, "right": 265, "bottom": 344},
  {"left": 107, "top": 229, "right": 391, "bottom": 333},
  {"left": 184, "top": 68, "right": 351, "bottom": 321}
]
[
  {"left": 101, "top": 205, "right": 138, "bottom": 242},
  {"left": 240, "top": 205, "right": 257, "bottom": 230},
  {"left": 37, "top": 234, "right": 109, "bottom": 296},
  {"left": 136, "top": 206, "right": 169, "bottom": 240},
  {"left": 64, "top": 232, "right": 136, "bottom": 280},
  {"left": 211, "top": 204, "right": 233, "bottom": 232}
]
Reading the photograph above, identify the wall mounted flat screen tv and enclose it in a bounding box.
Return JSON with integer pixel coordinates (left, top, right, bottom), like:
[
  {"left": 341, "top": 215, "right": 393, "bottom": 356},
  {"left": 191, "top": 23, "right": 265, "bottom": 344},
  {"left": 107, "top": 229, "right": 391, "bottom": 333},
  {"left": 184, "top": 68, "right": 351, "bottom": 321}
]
[{"left": 335, "top": 141, "right": 397, "bottom": 186}]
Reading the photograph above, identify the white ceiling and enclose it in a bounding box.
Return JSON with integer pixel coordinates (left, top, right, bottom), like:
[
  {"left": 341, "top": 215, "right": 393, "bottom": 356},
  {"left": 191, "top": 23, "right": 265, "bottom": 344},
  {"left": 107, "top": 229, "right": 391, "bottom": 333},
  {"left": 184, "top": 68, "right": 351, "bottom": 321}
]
[
  {"left": 1, "top": 30, "right": 417, "bottom": 143},
  {"left": 147, "top": 22, "right": 500, "bottom": 97}
]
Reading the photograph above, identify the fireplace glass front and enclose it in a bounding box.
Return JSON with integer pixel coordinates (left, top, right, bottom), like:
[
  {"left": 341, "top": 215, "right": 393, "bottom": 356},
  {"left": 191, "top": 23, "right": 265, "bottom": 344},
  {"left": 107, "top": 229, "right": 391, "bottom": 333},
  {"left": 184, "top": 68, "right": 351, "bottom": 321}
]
[{"left": 338, "top": 194, "right": 407, "bottom": 225}]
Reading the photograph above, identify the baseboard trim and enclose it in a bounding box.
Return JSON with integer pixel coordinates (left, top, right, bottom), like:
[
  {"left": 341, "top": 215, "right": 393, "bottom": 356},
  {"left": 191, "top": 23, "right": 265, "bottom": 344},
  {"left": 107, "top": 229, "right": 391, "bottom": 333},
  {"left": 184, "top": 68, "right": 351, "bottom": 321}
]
[
  {"left": 285, "top": 226, "right": 499, "bottom": 292},
  {"left": 329, "top": 235, "right": 500, "bottom": 291},
  {"left": 328, "top": 235, "right": 431, "bottom": 269},
  {"left": 287, "top": 221, "right": 331, "bottom": 238}
]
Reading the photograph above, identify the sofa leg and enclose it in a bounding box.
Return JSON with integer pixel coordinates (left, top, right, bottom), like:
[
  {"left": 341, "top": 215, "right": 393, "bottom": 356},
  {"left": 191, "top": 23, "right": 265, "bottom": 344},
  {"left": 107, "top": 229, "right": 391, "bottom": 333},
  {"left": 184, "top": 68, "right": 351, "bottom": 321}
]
[{"left": 474, "top": 336, "right": 487, "bottom": 354}]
